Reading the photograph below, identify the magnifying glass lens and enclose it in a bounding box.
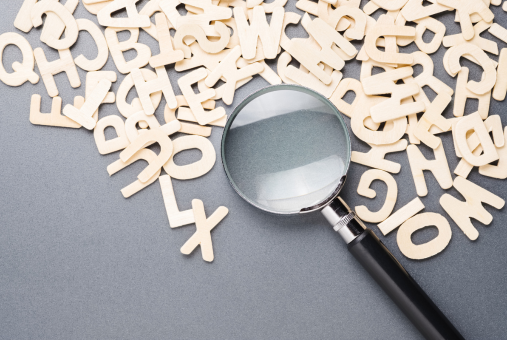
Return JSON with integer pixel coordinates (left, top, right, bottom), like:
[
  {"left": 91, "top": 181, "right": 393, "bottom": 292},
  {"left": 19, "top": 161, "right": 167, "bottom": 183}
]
[{"left": 222, "top": 86, "right": 351, "bottom": 214}]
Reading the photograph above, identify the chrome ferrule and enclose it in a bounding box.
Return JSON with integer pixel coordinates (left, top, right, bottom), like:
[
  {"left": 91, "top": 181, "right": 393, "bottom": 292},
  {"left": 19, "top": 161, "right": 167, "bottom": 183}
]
[{"left": 322, "top": 197, "right": 366, "bottom": 244}]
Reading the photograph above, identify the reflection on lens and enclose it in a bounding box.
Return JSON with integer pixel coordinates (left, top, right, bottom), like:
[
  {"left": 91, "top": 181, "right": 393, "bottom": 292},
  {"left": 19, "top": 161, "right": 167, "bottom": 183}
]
[{"left": 222, "top": 86, "right": 351, "bottom": 214}]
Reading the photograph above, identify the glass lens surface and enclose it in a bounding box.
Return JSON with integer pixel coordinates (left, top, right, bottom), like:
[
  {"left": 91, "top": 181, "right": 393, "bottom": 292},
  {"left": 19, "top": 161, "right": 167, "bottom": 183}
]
[{"left": 222, "top": 85, "right": 351, "bottom": 214}]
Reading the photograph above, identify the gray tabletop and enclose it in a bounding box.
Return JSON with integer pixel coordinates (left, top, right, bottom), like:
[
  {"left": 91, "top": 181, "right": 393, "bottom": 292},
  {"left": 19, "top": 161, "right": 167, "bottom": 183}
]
[{"left": 1, "top": 1, "right": 506, "bottom": 339}]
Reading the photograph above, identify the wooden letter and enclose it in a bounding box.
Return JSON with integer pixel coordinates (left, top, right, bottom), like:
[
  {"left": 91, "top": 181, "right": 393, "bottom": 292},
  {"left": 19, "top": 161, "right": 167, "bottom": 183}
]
[
  {"left": 33, "top": 48, "right": 81, "bottom": 98},
  {"left": 132, "top": 67, "right": 177, "bottom": 114},
  {"left": 159, "top": 175, "right": 196, "bottom": 228},
  {"left": 234, "top": 6, "right": 284, "bottom": 59},
  {"left": 30, "top": 94, "right": 81, "bottom": 129},
  {"left": 351, "top": 140, "right": 408, "bottom": 173},
  {"left": 453, "top": 67, "right": 490, "bottom": 119},
  {"left": 364, "top": 21, "right": 415, "bottom": 64},
  {"left": 160, "top": 0, "right": 232, "bottom": 36},
  {"left": 414, "top": 17, "right": 445, "bottom": 54},
  {"left": 63, "top": 79, "right": 113, "bottom": 130},
  {"left": 163, "top": 135, "right": 217, "bottom": 180},
  {"left": 149, "top": 13, "right": 184, "bottom": 68},
  {"left": 443, "top": 43, "right": 496, "bottom": 95},
  {"left": 116, "top": 69, "right": 162, "bottom": 120},
  {"left": 14, "top": 0, "right": 37, "bottom": 33},
  {"left": 355, "top": 169, "right": 398, "bottom": 223},
  {"left": 362, "top": 67, "right": 425, "bottom": 123},
  {"left": 31, "top": 0, "right": 79, "bottom": 50},
  {"left": 120, "top": 128, "right": 173, "bottom": 183},
  {"left": 179, "top": 68, "right": 226, "bottom": 125},
  {"left": 454, "top": 112, "right": 498, "bottom": 166},
  {"left": 0, "top": 32, "right": 39, "bottom": 86},
  {"left": 180, "top": 199, "right": 229, "bottom": 262},
  {"left": 86, "top": 71, "right": 117, "bottom": 122},
  {"left": 94, "top": 115, "right": 130, "bottom": 155},
  {"left": 205, "top": 46, "right": 264, "bottom": 105},
  {"left": 74, "top": 19, "right": 110, "bottom": 72},
  {"left": 414, "top": 93, "right": 452, "bottom": 149},
  {"left": 108, "top": 149, "right": 161, "bottom": 198},
  {"left": 105, "top": 27, "right": 152, "bottom": 74},
  {"left": 437, "top": 0, "right": 494, "bottom": 40},
  {"left": 407, "top": 143, "right": 453, "bottom": 196},
  {"left": 397, "top": 213, "right": 452, "bottom": 260},
  {"left": 440, "top": 176, "right": 505, "bottom": 240},
  {"left": 124, "top": 110, "right": 181, "bottom": 143},
  {"left": 97, "top": 0, "right": 151, "bottom": 28},
  {"left": 173, "top": 22, "right": 230, "bottom": 59},
  {"left": 493, "top": 49, "right": 507, "bottom": 101},
  {"left": 479, "top": 127, "right": 507, "bottom": 179},
  {"left": 377, "top": 197, "right": 425, "bottom": 236}
]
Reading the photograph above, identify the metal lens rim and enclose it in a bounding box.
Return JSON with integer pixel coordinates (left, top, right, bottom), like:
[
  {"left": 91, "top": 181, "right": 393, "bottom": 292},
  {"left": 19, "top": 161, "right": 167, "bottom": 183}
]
[{"left": 220, "top": 84, "right": 352, "bottom": 215}]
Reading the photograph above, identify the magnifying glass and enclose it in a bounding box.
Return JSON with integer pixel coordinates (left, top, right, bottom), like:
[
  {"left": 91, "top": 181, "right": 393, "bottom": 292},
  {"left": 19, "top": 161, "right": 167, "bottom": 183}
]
[{"left": 221, "top": 85, "right": 464, "bottom": 340}]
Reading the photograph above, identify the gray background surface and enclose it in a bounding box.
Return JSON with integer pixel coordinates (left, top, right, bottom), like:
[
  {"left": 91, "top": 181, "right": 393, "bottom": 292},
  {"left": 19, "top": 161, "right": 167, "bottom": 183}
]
[{"left": 0, "top": 1, "right": 506, "bottom": 339}]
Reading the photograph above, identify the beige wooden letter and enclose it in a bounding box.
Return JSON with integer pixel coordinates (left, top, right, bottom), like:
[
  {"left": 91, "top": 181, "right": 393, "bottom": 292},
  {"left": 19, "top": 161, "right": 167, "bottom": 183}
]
[
  {"left": 0, "top": 33, "right": 39, "bottom": 86},
  {"left": 14, "top": 0, "right": 37, "bottom": 33},
  {"left": 205, "top": 46, "right": 264, "bottom": 105},
  {"left": 364, "top": 22, "right": 415, "bottom": 64},
  {"left": 179, "top": 68, "right": 226, "bottom": 125},
  {"left": 414, "top": 93, "right": 452, "bottom": 149},
  {"left": 401, "top": 0, "right": 450, "bottom": 21},
  {"left": 234, "top": 6, "right": 284, "bottom": 59},
  {"left": 440, "top": 176, "right": 505, "bottom": 240},
  {"left": 355, "top": 169, "right": 397, "bottom": 223},
  {"left": 397, "top": 213, "right": 452, "bottom": 260},
  {"left": 180, "top": 199, "right": 229, "bottom": 262},
  {"left": 279, "top": 52, "right": 342, "bottom": 98},
  {"left": 350, "top": 95, "right": 407, "bottom": 145},
  {"left": 414, "top": 17, "right": 445, "bottom": 54},
  {"left": 108, "top": 149, "right": 161, "bottom": 198},
  {"left": 407, "top": 143, "right": 453, "bottom": 196},
  {"left": 159, "top": 175, "right": 196, "bottom": 228},
  {"left": 351, "top": 140, "right": 408, "bottom": 173},
  {"left": 279, "top": 13, "right": 354, "bottom": 85},
  {"left": 160, "top": 0, "right": 232, "bottom": 36},
  {"left": 173, "top": 22, "right": 230, "bottom": 59},
  {"left": 403, "top": 51, "right": 454, "bottom": 107},
  {"left": 29, "top": 94, "right": 81, "bottom": 129},
  {"left": 163, "top": 135, "right": 217, "bottom": 180},
  {"left": 40, "top": 0, "right": 79, "bottom": 51},
  {"left": 132, "top": 67, "right": 177, "bottom": 114},
  {"left": 124, "top": 110, "right": 181, "bottom": 143},
  {"left": 97, "top": 0, "right": 151, "bottom": 28},
  {"left": 362, "top": 67, "right": 425, "bottom": 123},
  {"left": 94, "top": 115, "right": 130, "bottom": 155},
  {"left": 377, "top": 197, "right": 425, "bottom": 235},
  {"left": 149, "top": 13, "right": 184, "bottom": 68},
  {"left": 31, "top": 0, "right": 79, "bottom": 50},
  {"left": 443, "top": 43, "right": 496, "bottom": 95},
  {"left": 74, "top": 19, "right": 110, "bottom": 72},
  {"left": 86, "top": 71, "right": 117, "bottom": 123},
  {"left": 63, "top": 79, "right": 113, "bottom": 130},
  {"left": 479, "top": 127, "right": 507, "bottom": 179},
  {"left": 116, "top": 69, "right": 162, "bottom": 120},
  {"left": 493, "top": 49, "right": 507, "bottom": 101},
  {"left": 105, "top": 27, "right": 152, "bottom": 74},
  {"left": 120, "top": 128, "right": 173, "bottom": 183},
  {"left": 437, "top": 0, "right": 494, "bottom": 40},
  {"left": 453, "top": 67, "right": 490, "bottom": 119},
  {"left": 454, "top": 112, "right": 498, "bottom": 166},
  {"left": 443, "top": 21, "right": 498, "bottom": 56},
  {"left": 33, "top": 48, "right": 81, "bottom": 98}
]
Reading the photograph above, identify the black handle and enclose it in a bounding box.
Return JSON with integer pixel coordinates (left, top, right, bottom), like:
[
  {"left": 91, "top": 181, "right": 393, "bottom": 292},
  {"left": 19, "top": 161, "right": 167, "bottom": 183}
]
[{"left": 348, "top": 229, "right": 465, "bottom": 340}]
